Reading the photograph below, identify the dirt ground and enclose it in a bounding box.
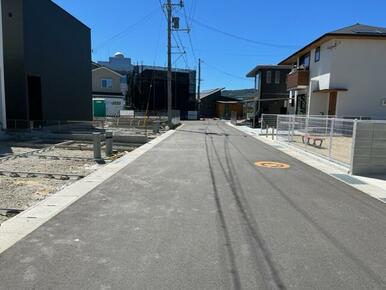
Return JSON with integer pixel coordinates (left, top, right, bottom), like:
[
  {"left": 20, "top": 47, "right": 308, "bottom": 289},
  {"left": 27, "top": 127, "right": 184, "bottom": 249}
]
[
  {"left": 0, "top": 142, "right": 134, "bottom": 225},
  {"left": 289, "top": 135, "right": 353, "bottom": 164},
  {"left": 0, "top": 176, "right": 72, "bottom": 224},
  {"left": 0, "top": 156, "right": 100, "bottom": 176},
  {"left": 0, "top": 176, "right": 70, "bottom": 209}
]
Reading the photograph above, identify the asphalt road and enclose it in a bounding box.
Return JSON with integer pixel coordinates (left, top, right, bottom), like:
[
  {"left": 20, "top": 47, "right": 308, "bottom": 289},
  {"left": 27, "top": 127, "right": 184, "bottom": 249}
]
[{"left": 0, "top": 120, "right": 386, "bottom": 289}]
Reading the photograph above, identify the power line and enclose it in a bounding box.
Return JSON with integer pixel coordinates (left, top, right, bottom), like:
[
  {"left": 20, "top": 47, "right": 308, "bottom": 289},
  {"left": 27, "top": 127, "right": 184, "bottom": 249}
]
[
  {"left": 202, "top": 60, "right": 251, "bottom": 82},
  {"left": 196, "top": 48, "right": 283, "bottom": 57},
  {"left": 191, "top": 18, "right": 299, "bottom": 49},
  {"left": 174, "top": 31, "right": 190, "bottom": 68},
  {"left": 182, "top": 3, "right": 198, "bottom": 63},
  {"left": 93, "top": 7, "right": 160, "bottom": 51}
]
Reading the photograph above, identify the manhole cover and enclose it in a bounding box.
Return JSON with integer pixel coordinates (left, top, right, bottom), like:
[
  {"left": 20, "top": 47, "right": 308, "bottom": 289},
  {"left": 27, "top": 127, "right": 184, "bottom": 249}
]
[{"left": 255, "top": 161, "right": 290, "bottom": 169}]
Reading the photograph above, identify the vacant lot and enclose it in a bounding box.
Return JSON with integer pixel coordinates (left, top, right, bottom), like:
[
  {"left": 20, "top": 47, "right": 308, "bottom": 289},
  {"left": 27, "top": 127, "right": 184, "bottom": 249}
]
[{"left": 0, "top": 140, "right": 135, "bottom": 225}]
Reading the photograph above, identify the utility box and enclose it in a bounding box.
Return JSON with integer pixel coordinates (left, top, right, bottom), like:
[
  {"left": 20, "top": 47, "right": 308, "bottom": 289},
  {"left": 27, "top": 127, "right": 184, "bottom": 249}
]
[{"left": 93, "top": 99, "right": 106, "bottom": 118}]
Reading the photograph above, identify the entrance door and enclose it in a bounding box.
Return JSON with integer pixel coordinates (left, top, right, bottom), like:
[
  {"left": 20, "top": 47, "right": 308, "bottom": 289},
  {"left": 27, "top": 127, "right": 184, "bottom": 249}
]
[
  {"left": 328, "top": 92, "right": 337, "bottom": 116},
  {"left": 27, "top": 76, "right": 43, "bottom": 121}
]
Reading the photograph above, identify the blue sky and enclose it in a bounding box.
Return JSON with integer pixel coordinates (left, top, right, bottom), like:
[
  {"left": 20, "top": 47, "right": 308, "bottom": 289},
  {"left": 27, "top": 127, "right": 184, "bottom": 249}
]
[{"left": 54, "top": 0, "right": 386, "bottom": 90}]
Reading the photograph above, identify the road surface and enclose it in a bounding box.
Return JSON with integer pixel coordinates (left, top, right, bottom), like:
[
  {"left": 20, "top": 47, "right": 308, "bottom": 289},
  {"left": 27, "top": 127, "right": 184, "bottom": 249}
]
[{"left": 0, "top": 120, "right": 386, "bottom": 289}]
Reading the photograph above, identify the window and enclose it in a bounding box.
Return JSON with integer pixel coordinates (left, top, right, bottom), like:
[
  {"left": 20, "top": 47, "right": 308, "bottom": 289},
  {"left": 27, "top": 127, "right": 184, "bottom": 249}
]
[
  {"left": 275, "top": 71, "right": 281, "bottom": 84},
  {"left": 299, "top": 53, "right": 310, "bottom": 69},
  {"left": 266, "top": 71, "right": 272, "bottom": 84},
  {"left": 315, "top": 47, "right": 321, "bottom": 62},
  {"left": 101, "top": 79, "right": 113, "bottom": 89}
]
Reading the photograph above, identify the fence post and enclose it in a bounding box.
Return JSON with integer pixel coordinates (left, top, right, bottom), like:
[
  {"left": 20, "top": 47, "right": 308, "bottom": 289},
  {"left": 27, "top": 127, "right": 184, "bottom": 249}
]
[
  {"left": 272, "top": 127, "right": 275, "bottom": 140},
  {"left": 276, "top": 115, "right": 280, "bottom": 141},
  {"left": 328, "top": 118, "right": 335, "bottom": 159},
  {"left": 266, "top": 125, "right": 269, "bottom": 138}
]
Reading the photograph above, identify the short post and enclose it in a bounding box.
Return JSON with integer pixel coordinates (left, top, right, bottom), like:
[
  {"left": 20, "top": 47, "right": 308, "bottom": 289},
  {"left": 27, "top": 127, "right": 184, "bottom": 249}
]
[
  {"left": 272, "top": 127, "right": 275, "bottom": 140},
  {"left": 266, "top": 125, "right": 269, "bottom": 138},
  {"left": 93, "top": 132, "right": 103, "bottom": 163},
  {"left": 105, "top": 131, "right": 113, "bottom": 157},
  {"left": 153, "top": 120, "right": 160, "bottom": 134}
]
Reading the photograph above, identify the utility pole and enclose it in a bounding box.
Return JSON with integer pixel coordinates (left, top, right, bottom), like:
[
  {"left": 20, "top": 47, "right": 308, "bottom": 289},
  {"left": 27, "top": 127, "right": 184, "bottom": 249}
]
[
  {"left": 166, "top": 0, "right": 173, "bottom": 127},
  {"left": 197, "top": 58, "right": 201, "bottom": 105}
]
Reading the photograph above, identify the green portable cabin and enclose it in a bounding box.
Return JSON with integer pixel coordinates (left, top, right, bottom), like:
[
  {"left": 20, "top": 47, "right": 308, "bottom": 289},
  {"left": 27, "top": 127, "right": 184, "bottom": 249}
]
[{"left": 93, "top": 98, "right": 106, "bottom": 118}]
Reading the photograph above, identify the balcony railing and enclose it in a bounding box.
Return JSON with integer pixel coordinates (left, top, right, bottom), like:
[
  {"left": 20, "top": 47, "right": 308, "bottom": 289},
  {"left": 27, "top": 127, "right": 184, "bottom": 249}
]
[{"left": 287, "top": 69, "right": 310, "bottom": 90}]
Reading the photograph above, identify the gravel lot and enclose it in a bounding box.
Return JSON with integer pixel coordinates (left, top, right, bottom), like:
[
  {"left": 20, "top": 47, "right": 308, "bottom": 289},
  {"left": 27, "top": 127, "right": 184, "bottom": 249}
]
[
  {"left": 0, "top": 139, "right": 138, "bottom": 225},
  {"left": 0, "top": 176, "right": 70, "bottom": 209},
  {"left": 37, "top": 148, "right": 104, "bottom": 159},
  {"left": 0, "top": 156, "right": 100, "bottom": 176},
  {"left": 0, "top": 147, "right": 106, "bottom": 225},
  {"left": 0, "top": 176, "right": 71, "bottom": 224}
]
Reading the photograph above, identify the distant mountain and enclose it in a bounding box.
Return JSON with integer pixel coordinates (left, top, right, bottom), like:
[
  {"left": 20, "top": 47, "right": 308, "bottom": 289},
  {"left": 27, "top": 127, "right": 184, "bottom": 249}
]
[{"left": 222, "top": 89, "right": 257, "bottom": 101}]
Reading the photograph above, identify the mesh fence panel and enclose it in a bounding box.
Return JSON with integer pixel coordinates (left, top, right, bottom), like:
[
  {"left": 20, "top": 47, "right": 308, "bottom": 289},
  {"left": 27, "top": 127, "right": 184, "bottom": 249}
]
[{"left": 277, "top": 115, "right": 354, "bottom": 166}]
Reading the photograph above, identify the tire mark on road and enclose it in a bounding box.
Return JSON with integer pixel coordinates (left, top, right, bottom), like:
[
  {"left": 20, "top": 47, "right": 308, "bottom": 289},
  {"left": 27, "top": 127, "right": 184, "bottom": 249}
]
[
  {"left": 220, "top": 122, "right": 386, "bottom": 218},
  {"left": 208, "top": 127, "right": 286, "bottom": 290},
  {"left": 220, "top": 123, "right": 386, "bottom": 288},
  {"left": 204, "top": 123, "right": 242, "bottom": 290}
]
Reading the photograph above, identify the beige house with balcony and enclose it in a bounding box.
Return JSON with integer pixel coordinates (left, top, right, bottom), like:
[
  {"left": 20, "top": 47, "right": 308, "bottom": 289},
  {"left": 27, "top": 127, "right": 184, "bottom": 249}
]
[{"left": 280, "top": 23, "right": 386, "bottom": 119}]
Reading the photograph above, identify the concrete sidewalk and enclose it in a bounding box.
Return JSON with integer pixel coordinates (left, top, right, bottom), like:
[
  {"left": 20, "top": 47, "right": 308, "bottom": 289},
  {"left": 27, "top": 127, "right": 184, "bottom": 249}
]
[{"left": 0, "top": 120, "right": 386, "bottom": 289}]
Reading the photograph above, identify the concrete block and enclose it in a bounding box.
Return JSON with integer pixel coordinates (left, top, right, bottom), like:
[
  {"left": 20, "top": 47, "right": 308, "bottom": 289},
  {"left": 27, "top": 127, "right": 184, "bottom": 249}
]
[
  {"left": 353, "top": 140, "right": 373, "bottom": 148},
  {"left": 371, "top": 142, "right": 386, "bottom": 149},
  {"left": 356, "top": 123, "right": 373, "bottom": 131},
  {"left": 355, "top": 129, "right": 373, "bottom": 139}
]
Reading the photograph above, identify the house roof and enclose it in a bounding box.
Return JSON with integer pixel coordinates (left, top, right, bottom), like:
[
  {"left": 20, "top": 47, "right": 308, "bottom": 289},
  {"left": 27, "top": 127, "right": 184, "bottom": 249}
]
[
  {"left": 279, "top": 23, "right": 386, "bottom": 65},
  {"left": 330, "top": 23, "right": 386, "bottom": 35},
  {"left": 199, "top": 88, "right": 226, "bottom": 99},
  {"left": 92, "top": 66, "right": 124, "bottom": 77},
  {"left": 246, "top": 65, "right": 292, "bottom": 78}
]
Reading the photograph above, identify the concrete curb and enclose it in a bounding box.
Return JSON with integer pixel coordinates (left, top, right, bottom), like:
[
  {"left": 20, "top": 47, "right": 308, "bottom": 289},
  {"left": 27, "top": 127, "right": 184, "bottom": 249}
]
[
  {"left": 0, "top": 129, "right": 177, "bottom": 254},
  {"left": 226, "top": 122, "right": 386, "bottom": 204}
]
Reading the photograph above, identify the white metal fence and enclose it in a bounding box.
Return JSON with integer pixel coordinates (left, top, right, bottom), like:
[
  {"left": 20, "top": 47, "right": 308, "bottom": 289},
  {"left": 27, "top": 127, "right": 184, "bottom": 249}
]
[
  {"left": 261, "top": 114, "right": 278, "bottom": 129},
  {"left": 276, "top": 115, "right": 355, "bottom": 166}
]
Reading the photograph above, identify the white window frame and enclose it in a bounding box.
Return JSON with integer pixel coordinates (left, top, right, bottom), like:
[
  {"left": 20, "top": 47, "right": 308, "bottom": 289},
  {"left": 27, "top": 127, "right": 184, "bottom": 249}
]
[
  {"left": 101, "top": 78, "right": 113, "bottom": 89},
  {"left": 266, "top": 71, "right": 272, "bottom": 84},
  {"left": 275, "top": 71, "right": 280, "bottom": 84}
]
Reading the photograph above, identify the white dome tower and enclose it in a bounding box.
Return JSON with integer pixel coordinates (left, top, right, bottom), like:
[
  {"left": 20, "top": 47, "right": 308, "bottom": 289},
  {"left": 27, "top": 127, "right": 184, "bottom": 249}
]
[{"left": 114, "top": 52, "right": 125, "bottom": 59}]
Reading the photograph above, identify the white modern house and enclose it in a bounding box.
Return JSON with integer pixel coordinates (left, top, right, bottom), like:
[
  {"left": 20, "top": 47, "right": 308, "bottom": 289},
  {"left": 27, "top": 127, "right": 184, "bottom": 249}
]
[{"left": 279, "top": 24, "right": 386, "bottom": 119}]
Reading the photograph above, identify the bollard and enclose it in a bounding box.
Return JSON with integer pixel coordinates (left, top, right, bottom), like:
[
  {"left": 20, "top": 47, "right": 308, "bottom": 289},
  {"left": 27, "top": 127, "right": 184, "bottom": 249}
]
[
  {"left": 93, "top": 132, "right": 103, "bottom": 163},
  {"left": 105, "top": 131, "right": 113, "bottom": 157},
  {"left": 153, "top": 120, "right": 160, "bottom": 134}
]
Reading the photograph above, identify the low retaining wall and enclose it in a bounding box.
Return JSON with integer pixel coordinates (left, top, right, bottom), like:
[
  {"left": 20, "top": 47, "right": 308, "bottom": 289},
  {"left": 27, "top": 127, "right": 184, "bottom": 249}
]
[
  {"left": 7, "top": 132, "right": 149, "bottom": 144},
  {"left": 351, "top": 121, "right": 386, "bottom": 176}
]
